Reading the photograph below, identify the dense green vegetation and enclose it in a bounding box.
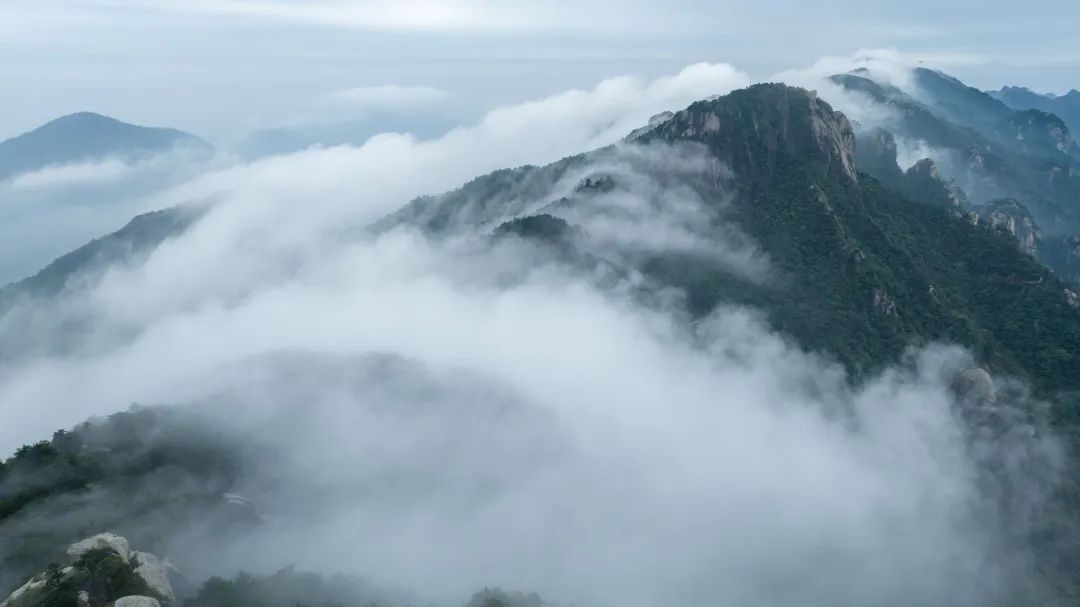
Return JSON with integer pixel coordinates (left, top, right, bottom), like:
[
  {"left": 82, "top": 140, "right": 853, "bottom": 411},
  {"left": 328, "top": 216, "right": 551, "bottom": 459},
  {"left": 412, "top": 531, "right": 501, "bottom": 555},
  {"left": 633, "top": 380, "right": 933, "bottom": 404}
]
[{"left": 635, "top": 84, "right": 1080, "bottom": 391}]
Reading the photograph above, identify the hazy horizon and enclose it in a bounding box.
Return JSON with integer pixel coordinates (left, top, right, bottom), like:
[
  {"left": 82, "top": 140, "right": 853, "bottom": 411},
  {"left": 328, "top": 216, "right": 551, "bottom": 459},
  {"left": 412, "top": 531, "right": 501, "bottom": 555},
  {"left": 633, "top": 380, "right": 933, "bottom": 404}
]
[{"left": 3, "top": 1, "right": 1080, "bottom": 140}]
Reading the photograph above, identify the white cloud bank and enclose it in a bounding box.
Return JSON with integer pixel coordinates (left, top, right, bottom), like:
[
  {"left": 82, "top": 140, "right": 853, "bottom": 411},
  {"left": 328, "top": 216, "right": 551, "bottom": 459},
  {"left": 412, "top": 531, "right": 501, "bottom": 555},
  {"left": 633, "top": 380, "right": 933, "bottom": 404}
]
[{"left": 8, "top": 158, "right": 134, "bottom": 190}]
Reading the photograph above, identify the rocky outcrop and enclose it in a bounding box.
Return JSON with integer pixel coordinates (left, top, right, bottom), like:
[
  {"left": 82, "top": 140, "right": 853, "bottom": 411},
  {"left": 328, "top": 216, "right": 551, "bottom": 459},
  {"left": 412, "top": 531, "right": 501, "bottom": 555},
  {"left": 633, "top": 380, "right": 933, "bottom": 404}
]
[
  {"left": 1, "top": 534, "right": 175, "bottom": 607},
  {"left": 642, "top": 84, "right": 860, "bottom": 184},
  {"left": 854, "top": 128, "right": 904, "bottom": 181},
  {"left": 978, "top": 198, "right": 1041, "bottom": 257},
  {"left": 872, "top": 288, "right": 897, "bottom": 316},
  {"left": 0, "top": 577, "right": 48, "bottom": 607},
  {"left": 68, "top": 533, "right": 132, "bottom": 564},
  {"left": 624, "top": 110, "right": 675, "bottom": 141},
  {"left": 130, "top": 552, "right": 175, "bottom": 602},
  {"left": 1067, "top": 289, "right": 1079, "bottom": 308},
  {"left": 904, "top": 158, "right": 969, "bottom": 210},
  {"left": 114, "top": 597, "right": 162, "bottom": 607}
]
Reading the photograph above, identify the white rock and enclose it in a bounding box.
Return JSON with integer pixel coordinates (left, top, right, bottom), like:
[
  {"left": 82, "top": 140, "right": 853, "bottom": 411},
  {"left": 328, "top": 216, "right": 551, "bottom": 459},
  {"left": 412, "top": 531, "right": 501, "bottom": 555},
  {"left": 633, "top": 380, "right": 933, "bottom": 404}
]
[
  {"left": 131, "top": 551, "right": 175, "bottom": 602},
  {"left": 114, "top": 597, "right": 162, "bottom": 607},
  {"left": 67, "top": 533, "right": 131, "bottom": 564},
  {"left": 0, "top": 577, "right": 46, "bottom": 607}
]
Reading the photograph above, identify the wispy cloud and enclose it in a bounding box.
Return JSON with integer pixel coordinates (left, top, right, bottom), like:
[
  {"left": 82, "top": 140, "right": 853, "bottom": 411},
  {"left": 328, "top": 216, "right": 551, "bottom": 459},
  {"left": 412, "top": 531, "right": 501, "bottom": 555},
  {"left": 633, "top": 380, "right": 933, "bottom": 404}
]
[
  {"left": 325, "top": 84, "right": 450, "bottom": 110},
  {"left": 7, "top": 158, "right": 133, "bottom": 190},
  {"left": 74, "top": 0, "right": 539, "bottom": 31}
]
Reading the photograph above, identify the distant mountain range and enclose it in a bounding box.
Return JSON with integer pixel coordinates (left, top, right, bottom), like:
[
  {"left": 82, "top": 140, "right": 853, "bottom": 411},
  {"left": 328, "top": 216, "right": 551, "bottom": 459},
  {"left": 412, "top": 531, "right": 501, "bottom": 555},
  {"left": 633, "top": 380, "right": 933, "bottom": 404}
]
[
  {"left": 0, "top": 112, "right": 213, "bottom": 182},
  {"left": 991, "top": 86, "right": 1080, "bottom": 140}
]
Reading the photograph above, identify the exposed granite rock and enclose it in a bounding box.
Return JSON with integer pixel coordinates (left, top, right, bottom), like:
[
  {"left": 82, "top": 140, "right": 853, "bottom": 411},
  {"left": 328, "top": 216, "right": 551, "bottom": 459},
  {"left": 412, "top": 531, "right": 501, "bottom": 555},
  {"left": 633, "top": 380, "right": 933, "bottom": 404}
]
[
  {"left": 2, "top": 534, "right": 174, "bottom": 607},
  {"left": 854, "top": 128, "right": 904, "bottom": 180},
  {"left": 131, "top": 552, "right": 175, "bottom": 602},
  {"left": 904, "top": 158, "right": 969, "bottom": 209},
  {"left": 0, "top": 577, "right": 46, "bottom": 607},
  {"left": 114, "top": 597, "right": 161, "bottom": 607},
  {"left": 624, "top": 110, "right": 675, "bottom": 140},
  {"left": 643, "top": 84, "right": 860, "bottom": 184},
  {"left": 67, "top": 533, "right": 131, "bottom": 564},
  {"left": 873, "top": 288, "right": 897, "bottom": 316},
  {"left": 978, "top": 198, "right": 1041, "bottom": 257}
]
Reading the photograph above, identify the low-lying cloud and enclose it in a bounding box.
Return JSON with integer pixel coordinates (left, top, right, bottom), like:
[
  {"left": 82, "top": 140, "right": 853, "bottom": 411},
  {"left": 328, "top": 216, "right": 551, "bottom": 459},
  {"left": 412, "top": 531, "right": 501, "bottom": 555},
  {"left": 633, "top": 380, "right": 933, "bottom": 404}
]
[{"left": 0, "top": 147, "right": 226, "bottom": 285}]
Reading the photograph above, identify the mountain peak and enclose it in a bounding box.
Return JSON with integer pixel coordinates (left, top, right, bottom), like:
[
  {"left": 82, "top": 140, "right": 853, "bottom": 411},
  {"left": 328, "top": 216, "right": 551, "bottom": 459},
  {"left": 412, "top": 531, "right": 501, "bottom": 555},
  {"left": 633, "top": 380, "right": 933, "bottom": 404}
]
[
  {"left": 51, "top": 111, "right": 118, "bottom": 123},
  {"left": 640, "top": 83, "right": 858, "bottom": 183},
  {"left": 0, "top": 112, "right": 212, "bottom": 181}
]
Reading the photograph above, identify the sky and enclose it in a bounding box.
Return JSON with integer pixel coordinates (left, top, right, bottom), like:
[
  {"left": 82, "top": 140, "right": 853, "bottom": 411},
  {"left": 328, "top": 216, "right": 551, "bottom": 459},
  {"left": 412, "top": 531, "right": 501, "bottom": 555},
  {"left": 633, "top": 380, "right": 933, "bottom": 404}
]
[{"left": 2, "top": 0, "right": 1080, "bottom": 141}]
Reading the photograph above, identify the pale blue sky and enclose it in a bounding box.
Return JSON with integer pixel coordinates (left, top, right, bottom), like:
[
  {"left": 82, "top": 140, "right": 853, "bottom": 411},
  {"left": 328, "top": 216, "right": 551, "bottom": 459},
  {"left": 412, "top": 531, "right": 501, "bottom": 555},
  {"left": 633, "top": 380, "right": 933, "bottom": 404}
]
[{"left": 2, "top": 0, "right": 1079, "bottom": 140}]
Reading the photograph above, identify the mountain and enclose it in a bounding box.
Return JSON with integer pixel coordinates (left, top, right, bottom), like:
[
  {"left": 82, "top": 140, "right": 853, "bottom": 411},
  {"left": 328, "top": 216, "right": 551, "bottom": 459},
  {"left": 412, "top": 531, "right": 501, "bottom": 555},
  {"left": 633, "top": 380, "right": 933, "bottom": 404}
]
[
  {"left": 7, "top": 82, "right": 1079, "bottom": 394},
  {"left": 0, "top": 113, "right": 213, "bottom": 182},
  {"left": 3, "top": 80, "right": 1080, "bottom": 606},
  {"left": 992, "top": 86, "right": 1080, "bottom": 140},
  {"left": 910, "top": 68, "right": 1017, "bottom": 138},
  {"left": 385, "top": 83, "right": 1080, "bottom": 393},
  {"left": 832, "top": 70, "right": 1080, "bottom": 289}
]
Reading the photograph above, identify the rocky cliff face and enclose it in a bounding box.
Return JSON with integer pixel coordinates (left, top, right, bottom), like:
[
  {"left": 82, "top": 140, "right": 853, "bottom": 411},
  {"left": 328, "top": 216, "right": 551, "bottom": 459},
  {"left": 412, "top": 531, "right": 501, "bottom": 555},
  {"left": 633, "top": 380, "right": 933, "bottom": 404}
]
[
  {"left": 905, "top": 158, "right": 969, "bottom": 210},
  {"left": 978, "top": 198, "right": 1042, "bottom": 257},
  {"left": 641, "top": 84, "right": 859, "bottom": 184}
]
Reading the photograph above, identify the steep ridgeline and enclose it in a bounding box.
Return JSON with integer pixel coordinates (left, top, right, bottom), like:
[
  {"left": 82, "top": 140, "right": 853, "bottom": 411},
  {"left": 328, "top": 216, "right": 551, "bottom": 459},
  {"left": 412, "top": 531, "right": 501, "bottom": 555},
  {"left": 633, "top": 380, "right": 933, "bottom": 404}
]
[
  {"left": 992, "top": 86, "right": 1080, "bottom": 141},
  {"left": 912, "top": 68, "right": 1080, "bottom": 160},
  {"left": 0, "top": 113, "right": 213, "bottom": 183},
  {"left": 384, "top": 83, "right": 1080, "bottom": 394},
  {"left": 833, "top": 71, "right": 1080, "bottom": 287},
  {"left": 832, "top": 72, "right": 1080, "bottom": 234}
]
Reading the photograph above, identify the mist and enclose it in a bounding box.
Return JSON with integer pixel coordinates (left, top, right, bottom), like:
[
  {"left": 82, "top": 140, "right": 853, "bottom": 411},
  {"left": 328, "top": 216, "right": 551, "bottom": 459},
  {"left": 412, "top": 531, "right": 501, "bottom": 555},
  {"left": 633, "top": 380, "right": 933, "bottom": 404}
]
[
  {"left": 0, "top": 147, "right": 226, "bottom": 284},
  {"left": 0, "top": 56, "right": 1069, "bottom": 607}
]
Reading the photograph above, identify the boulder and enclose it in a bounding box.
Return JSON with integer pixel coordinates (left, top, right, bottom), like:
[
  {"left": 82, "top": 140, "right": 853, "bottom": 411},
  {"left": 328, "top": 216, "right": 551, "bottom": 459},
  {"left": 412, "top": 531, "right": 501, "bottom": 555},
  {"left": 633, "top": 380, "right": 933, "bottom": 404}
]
[
  {"left": 0, "top": 577, "right": 46, "bottom": 607},
  {"left": 67, "top": 533, "right": 131, "bottom": 564},
  {"left": 131, "top": 552, "right": 175, "bottom": 602},
  {"left": 114, "top": 597, "right": 162, "bottom": 607}
]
